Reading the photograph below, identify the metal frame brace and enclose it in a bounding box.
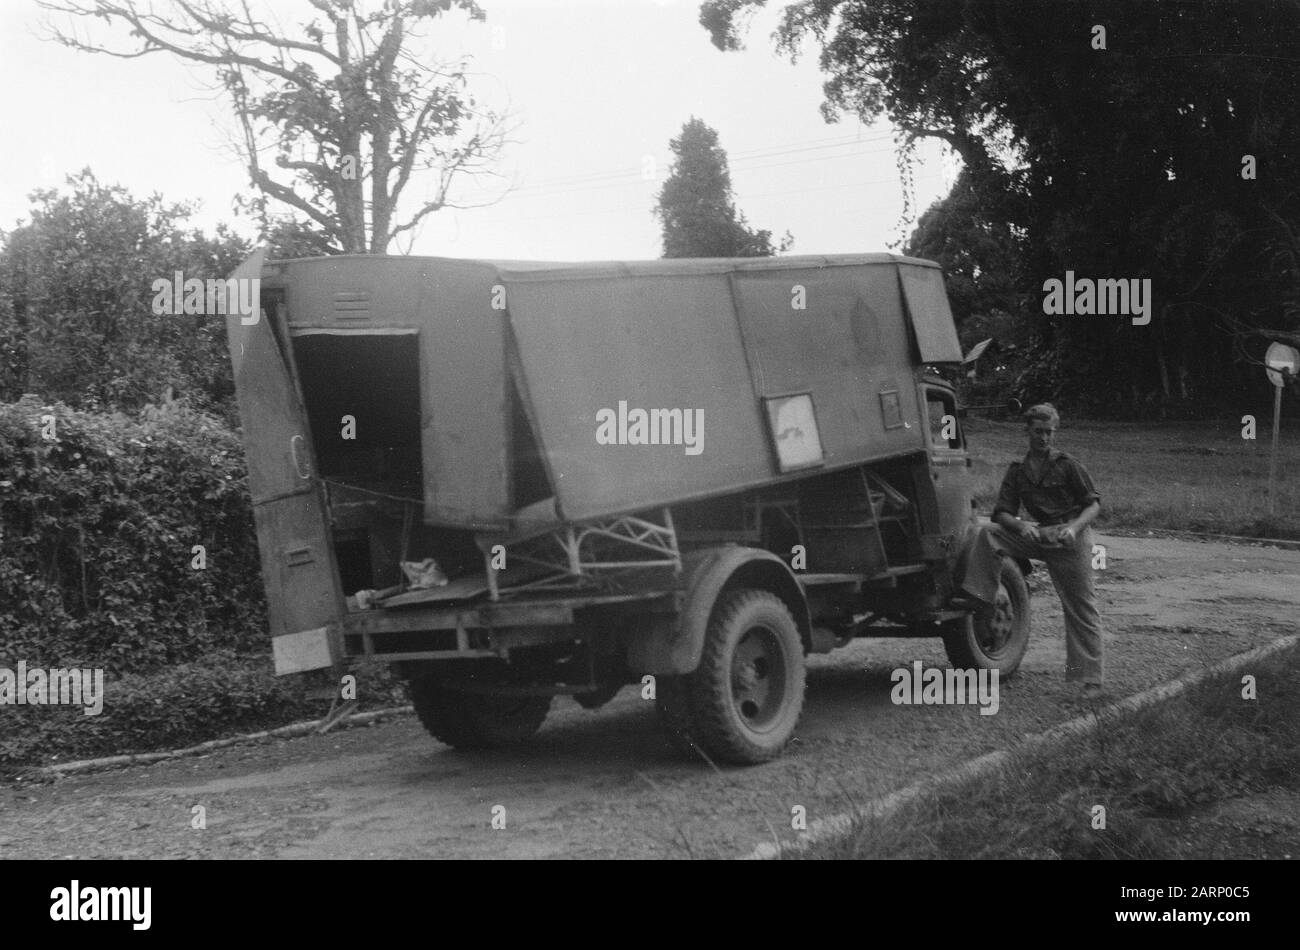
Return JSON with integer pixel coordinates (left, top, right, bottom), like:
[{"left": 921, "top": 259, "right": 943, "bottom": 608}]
[{"left": 482, "top": 508, "right": 681, "bottom": 600}]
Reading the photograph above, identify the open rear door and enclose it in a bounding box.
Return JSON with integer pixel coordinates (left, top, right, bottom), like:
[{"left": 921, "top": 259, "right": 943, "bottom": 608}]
[{"left": 225, "top": 249, "right": 345, "bottom": 674}]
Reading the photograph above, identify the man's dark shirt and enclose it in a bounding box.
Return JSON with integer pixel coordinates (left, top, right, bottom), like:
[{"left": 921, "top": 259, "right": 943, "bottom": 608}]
[{"left": 992, "top": 449, "right": 1101, "bottom": 526}]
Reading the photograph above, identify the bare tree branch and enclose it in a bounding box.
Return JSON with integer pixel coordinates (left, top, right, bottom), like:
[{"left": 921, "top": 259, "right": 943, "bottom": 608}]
[{"left": 40, "top": 0, "right": 509, "bottom": 254}]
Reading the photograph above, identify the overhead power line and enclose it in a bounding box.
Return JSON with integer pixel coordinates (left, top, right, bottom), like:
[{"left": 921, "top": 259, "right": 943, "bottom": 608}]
[
  {"left": 505, "top": 130, "right": 899, "bottom": 196},
  {"left": 457, "top": 176, "right": 909, "bottom": 226},
  {"left": 499, "top": 140, "right": 902, "bottom": 202}
]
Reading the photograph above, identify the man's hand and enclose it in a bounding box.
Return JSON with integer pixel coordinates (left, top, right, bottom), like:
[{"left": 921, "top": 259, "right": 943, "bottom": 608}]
[
  {"left": 1018, "top": 521, "right": 1042, "bottom": 542},
  {"left": 1039, "top": 525, "right": 1077, "bottom": 547}
]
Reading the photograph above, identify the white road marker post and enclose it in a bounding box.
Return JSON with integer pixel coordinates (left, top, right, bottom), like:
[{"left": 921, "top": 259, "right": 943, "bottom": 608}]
[
  {"left": 1271, "top": 383, "right": 1282, "bottom": 516},
  {"left": 1264, "top": 342, "right": 1299, "bottom": 517}
]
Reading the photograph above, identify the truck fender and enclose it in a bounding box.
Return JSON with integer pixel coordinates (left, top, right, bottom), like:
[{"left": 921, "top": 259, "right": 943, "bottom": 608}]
[
  {"left": 628, "top": 545, "right": 811, "bottom": 676},
  {"left": 956, "top": 521, "right": 1033, "bottom": 580}
]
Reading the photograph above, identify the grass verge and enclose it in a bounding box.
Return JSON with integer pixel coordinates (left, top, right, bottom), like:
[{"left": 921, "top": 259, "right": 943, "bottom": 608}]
[{"left": 798, "top": 643, "right": 1300, "bottom": 859}]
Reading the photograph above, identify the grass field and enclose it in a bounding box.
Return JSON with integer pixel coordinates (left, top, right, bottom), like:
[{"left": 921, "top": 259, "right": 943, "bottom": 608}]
[{"left": 962, "top": 415, "right": 1300, "bottom": 540}]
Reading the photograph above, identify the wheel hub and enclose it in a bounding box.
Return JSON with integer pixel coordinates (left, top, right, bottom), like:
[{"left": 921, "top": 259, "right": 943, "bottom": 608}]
[
  {"left": 730, "top": 627, "right": 785, "bottom": 728},
  {"left": 980, "top": 582, "right": 1015, "bottom": 653}
]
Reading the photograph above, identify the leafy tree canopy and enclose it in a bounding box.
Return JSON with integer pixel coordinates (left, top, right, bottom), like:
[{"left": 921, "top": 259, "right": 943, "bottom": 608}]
[
  {"left": 701, "top": 0, "right": 1300, "bottom": 414},
  {"left": 0, "top": 170, "right": 248, "bottom": 411},
  {"left": 655, "top": 117, "right": 792, "bottom": 258}
]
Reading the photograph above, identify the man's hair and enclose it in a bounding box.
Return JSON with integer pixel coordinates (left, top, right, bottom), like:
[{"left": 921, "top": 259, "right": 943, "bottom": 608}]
[{"left": 1024, "top": 403, "right": 1060, "bottom": 427}]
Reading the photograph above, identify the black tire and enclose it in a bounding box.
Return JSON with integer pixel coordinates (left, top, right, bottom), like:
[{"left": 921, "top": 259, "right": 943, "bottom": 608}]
[
  {"left": 683, "top": 589, "right": 806, "bottom": 764},
  {"left": 942, "top": 555, "right": 1031, "bottom": 675},
  {"left": 408, "top": 677, "right": 551, "bottom": 750}
]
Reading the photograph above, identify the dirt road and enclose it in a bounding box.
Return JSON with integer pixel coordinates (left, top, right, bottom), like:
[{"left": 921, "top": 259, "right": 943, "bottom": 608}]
[{"left": 2, "top": 533, "right": 1297, "bottom": 860}]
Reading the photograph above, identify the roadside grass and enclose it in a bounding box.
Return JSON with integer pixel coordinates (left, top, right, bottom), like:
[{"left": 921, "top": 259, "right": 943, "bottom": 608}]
[
  {"left": 964, "top": 417, "right": 1300, "bottom": 539},
  {"left": 797, "top": 642, "right": 1300, "bottom": 859}
]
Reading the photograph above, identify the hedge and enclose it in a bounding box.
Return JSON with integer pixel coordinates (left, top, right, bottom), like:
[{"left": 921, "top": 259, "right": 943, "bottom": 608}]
[{"left": 0, "top": 395, "right": 266, "bottom": 674}]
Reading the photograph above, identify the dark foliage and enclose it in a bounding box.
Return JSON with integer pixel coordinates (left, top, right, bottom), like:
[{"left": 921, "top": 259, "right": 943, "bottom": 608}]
[
  {"left": 701, "top": 0, "right": 1300, "bottom": 415},
  {"left": 0, "top": 396, "right": 265, "bottom": 675},
  {"left": 654, "top": 117, "right": 792, "bottom": 258},
  {"left": 0, "top": 170, "right": 249, "bottom": 414}
]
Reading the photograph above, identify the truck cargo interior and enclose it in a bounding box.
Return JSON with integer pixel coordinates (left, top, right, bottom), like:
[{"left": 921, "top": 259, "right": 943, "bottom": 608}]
[
  {"left": 291, "top": 332, "right": 479, "bottom": 596},
  {"left": 292, "top": 333, "right": 423, "bottom": 495}
]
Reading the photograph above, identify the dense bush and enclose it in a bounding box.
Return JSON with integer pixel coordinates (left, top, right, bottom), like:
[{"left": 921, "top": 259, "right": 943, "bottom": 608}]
[
  {"left": 0, "top": 653, "right": 304, "bottom": 767},
  {"left": 0, "top": 170, "right": 249, "bottom": 414},
  {"left": 0, "top": 653, "right": 406, "bottom": 768},
  {"left": 0, "top": 395, "right": 265, "bottom": 674},
  {"left": 0, "top": 397, "right": 417, "bottom": 768}
]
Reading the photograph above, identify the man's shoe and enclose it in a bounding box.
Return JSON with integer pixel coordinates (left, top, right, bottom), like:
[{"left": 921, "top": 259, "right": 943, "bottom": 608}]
[{"left": 1080, "top": 683, "right": 1105, "bottom": 700}]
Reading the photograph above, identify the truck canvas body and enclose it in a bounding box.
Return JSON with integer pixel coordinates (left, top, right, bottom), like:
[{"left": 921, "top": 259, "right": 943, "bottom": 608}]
[{"left": 224, "top": 250, "right": 1032, "bottom": 763}]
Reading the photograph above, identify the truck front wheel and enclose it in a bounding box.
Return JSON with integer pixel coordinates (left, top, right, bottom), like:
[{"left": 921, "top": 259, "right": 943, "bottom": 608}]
[
  {"left": 942, "top": 555, "right": 1031, "bottom": 675},
  {"left": 677, "top": 589, "right": 806, "bottom": 764},
  {"left": 408, "top": 677, "right": 551, "bottom": 750}
]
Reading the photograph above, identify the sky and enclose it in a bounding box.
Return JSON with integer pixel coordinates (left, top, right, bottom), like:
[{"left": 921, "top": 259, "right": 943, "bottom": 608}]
[{"left": 0, "top": 0, "right": 954, "bottom": 261}]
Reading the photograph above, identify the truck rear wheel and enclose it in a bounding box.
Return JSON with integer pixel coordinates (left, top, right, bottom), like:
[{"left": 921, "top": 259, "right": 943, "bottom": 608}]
[
  {"left": 678, "top": 589, "right": 806, "bottom": 764},
  {"left": 942, "top": 555, "right": 1031, "bottom": 675},
  {"left": 408, "top": 677, "right": 551, "bottom": 750}
]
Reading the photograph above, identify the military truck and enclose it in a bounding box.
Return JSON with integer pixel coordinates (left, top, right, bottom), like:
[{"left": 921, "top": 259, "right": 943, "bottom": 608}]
[{"left": 224, "top": 250, "right": 1030, "bottom": 764}]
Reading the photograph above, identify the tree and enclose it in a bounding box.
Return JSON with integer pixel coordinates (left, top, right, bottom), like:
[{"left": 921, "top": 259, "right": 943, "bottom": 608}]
[
  {"left": 41, "top": 0, "right": 510, "bottom": 254},
  {"left": 906, "top": 168, "right": 1024, "bottom": 334},
  {"left": 260, "top": 214, "right": 344, "bottom": 260},
  {"left": 654, "top": 117, "right": 791, "bottom": 258},
  {"left": 700, "top": 0, "right": 1300, "bottom": 415},
  {"left": 0, "top": 170, "right": 249, "bottom": 411}
]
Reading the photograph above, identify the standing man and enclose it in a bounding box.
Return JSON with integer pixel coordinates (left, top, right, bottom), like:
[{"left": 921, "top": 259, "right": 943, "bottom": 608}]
[{"left": 956, "top": 403, "right": 1106, "bottom": 697}]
